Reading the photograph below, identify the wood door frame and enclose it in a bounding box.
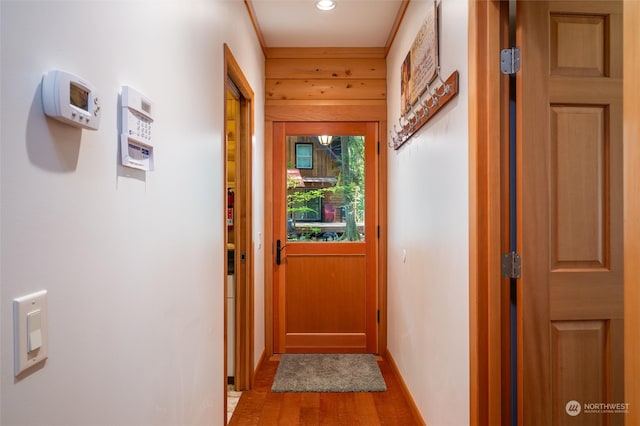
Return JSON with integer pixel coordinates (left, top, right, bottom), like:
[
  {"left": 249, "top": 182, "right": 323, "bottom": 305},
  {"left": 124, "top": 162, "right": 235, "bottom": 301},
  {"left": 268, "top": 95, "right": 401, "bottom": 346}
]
[
  {"left": 271, "top": 121, "right": 379, "bottom": 354},
  {"left": 223, "top": 44, "right": 254, "bottom": 422},
  {"left": 623, "top": 3, "right": 640, "bottom": 425},
  {"left": 469, "top": 1, "right": 640, "bottom": 425},
  {"left": 469, "top": 1, "right": 506, "bottom": 424},
  {"left": 264, "top": 103, "right": 387, "bottom": 357}
]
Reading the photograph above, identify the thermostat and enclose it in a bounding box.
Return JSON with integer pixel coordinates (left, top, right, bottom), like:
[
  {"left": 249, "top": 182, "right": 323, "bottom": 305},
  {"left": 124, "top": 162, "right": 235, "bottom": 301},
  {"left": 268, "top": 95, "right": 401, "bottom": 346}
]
[{"left": 42, "top": 70, "right": 101, "bottom": 130}]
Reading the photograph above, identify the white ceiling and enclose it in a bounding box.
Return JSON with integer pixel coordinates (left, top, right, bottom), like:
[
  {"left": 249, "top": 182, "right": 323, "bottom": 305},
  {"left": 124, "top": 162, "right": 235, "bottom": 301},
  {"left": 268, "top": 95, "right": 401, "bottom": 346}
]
[{"left": 248, "top": 0, "right": 405, "bottom": 48}]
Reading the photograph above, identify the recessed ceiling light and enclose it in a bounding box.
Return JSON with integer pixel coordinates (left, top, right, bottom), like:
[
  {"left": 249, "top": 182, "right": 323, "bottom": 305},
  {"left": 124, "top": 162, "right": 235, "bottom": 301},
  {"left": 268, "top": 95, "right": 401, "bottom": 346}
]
[{"left": 316, "top": 0, "right": 336, "bottom": 11}]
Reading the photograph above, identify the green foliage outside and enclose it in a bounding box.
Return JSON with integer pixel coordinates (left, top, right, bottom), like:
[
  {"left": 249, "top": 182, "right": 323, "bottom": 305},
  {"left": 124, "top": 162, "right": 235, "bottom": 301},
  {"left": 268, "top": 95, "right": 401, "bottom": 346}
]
[{"left": 287, "top": 136, "right": 365, "bottom": 241}]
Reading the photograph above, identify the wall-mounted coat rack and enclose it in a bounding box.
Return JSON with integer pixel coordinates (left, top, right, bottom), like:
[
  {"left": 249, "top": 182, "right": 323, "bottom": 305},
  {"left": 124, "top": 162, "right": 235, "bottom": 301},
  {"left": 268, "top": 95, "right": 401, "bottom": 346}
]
[{"left": 389, "top": 68, "right": 459, "bottom": 150}]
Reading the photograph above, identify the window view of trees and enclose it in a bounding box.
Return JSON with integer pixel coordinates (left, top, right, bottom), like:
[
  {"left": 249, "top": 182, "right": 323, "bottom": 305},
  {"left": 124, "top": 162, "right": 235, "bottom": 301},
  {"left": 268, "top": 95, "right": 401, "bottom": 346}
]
[{"left": 286, "top": 135, "right": 365, "bottom": 242}]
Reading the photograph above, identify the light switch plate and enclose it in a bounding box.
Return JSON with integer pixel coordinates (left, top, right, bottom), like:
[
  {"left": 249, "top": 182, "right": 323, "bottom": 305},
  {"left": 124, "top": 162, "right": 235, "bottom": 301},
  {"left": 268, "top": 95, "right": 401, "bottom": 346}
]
[{"left": 13, "top": 290, "right": 48, "bottom": 376}]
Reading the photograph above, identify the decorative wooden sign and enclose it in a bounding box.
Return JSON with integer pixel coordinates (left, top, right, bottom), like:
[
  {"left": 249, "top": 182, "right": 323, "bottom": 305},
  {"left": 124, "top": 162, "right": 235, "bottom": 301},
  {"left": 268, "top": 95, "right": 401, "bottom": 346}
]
[{"left": 401, "top": 0, "right": 438, "bottom": 114}]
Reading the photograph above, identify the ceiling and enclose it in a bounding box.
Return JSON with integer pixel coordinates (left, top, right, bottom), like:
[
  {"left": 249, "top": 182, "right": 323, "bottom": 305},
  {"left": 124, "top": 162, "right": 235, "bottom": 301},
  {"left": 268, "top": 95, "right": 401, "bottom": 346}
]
[{"left": 246, "top": 0, "right": 407, "bottom": 49}]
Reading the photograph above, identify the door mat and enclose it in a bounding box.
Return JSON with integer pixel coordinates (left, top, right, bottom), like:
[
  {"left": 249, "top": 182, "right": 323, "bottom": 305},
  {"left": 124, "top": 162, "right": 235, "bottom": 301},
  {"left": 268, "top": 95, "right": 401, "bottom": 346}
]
[{"left": 271, "top": 353, "right": 387, "bottom": 392}]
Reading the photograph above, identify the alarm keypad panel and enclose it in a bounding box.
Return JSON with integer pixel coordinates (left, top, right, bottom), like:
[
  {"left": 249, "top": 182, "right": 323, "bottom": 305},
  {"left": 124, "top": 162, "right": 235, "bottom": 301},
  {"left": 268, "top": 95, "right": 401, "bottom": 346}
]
[
  {"left": 120, "top": 86, "right": 155, "bottom": 171},
  {"left": 126, "top": 108, "right": 152, "bottom": 144}
]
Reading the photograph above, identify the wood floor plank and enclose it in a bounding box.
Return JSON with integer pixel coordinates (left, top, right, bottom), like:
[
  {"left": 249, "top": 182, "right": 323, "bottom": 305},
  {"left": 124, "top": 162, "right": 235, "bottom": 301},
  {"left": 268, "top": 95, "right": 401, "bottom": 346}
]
[
  {"left": 257, "top": 392, "right": 284, "bottom": 425},
  {"left": 228, "top": 391, "right": 265, "bottom": 426},
  {"left": 298, "top": 393, "right": 320, "bottom": 425},
  {"left": 229, "top": 358, "right": 421, "bottom": 425},
  {"left": 373, "top": 361, "right": 420, "bottom": 425},
  {"left": 278, "top": 393, "right": 302, "bottom": 424},
  {"left": 318, "top": 393, "right": 340, "bottom": 424},
  {"left": 354, "top": 393, "right": 381, "bottom": 425}
]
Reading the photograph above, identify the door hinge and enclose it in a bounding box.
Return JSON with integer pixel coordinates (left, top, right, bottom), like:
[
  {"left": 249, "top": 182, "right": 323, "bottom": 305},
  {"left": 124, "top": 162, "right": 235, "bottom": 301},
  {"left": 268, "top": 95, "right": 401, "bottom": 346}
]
[
  {"left": 377, "top": 225, "right": 380, "bottom": 239},
  {"left": 502, "top": 251, "right": 521, "bottom": 279},
  {"left": 377, "top": 141, "right": 380, "bottom": 155},
  {"left": 377, "top": 309, "right": 380, "bottom": 323},
  {"left": 501, "top": 47, "right": 521, "bottom": 75}
]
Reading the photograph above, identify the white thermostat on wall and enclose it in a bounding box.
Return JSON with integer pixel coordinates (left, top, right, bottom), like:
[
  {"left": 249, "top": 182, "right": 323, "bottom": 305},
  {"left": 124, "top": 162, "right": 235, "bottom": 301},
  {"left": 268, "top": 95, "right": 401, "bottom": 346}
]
[{"left": 41, "top": 70, "right": 101, "bottom": 130}]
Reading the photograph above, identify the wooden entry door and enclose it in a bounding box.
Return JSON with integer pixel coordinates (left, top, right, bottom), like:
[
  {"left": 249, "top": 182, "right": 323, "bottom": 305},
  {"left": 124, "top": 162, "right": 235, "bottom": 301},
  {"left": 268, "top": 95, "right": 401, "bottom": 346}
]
[
  {"left": 518, "top": 1, "right": 624, "bottom": 424},
  {"left": 272, "top": 121, "right": 378, "bottom": 354}
]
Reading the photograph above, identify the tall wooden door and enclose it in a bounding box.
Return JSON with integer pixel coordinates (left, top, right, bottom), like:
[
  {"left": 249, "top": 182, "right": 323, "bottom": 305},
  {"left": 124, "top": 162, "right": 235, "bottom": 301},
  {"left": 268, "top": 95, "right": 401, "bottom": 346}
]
[
  {"left": 272, "top": 121, "right": 378, "bottom": 354},
  {"left": 518, "top": 1, "right": 624, "bottom": 424}
]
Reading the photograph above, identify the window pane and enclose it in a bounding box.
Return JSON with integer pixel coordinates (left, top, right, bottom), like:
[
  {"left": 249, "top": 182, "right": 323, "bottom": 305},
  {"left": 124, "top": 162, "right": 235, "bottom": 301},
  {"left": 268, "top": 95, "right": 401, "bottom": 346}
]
[
  {"left": 295, "top": 143, "right": 313, "bottom": 169},
  {"left": 286, "top": 135, "right": 365, "bottom": 242}
]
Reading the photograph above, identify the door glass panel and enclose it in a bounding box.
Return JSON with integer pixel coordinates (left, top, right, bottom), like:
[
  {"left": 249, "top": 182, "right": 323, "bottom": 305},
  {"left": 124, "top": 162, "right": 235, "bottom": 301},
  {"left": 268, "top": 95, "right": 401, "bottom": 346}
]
[{"left": 286, "top": 135, "right": 365, "bottom": 242}]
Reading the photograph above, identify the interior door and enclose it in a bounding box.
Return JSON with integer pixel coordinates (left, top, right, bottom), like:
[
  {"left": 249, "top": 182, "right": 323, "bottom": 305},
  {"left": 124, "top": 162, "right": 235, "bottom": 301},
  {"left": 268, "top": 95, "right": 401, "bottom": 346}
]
[
  {"left": 518, "top": 1, "right": 624, "bottom": 424},
  {"left": 272, "top": 121, "right": 378, "bottom": 354}
]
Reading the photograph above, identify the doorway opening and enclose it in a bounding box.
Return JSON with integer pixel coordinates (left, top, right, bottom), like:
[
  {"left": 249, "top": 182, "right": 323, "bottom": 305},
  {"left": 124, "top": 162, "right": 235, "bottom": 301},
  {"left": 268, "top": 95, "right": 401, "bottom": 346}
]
[{"left": 223, "top": 44, "right": 254, "bottom": 424}]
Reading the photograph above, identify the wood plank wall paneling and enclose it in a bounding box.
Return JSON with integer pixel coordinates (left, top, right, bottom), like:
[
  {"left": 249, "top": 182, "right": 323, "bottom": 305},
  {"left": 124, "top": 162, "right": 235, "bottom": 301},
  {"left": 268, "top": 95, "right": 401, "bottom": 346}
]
[
  {"left": 266, "top": 58, "right": 386, "bottom": 80},
  {"left": 265, "top": 47, "right": 387, "bottom": 104},
  {"left": 266, "top": 47, "right": 386, "bottom": 59},
  {"left": 266, "top": 79, "right": 386, "bottom": 101}
]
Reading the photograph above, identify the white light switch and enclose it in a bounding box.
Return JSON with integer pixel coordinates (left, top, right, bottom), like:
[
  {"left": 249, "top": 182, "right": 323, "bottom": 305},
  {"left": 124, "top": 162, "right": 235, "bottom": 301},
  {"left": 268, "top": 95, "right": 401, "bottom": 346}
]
[
  {"left": 27, "top": 309, "right": 43, "bottom": 352},
  {"left": 13, "top": 290, "right": 48, "bottom": 376}
]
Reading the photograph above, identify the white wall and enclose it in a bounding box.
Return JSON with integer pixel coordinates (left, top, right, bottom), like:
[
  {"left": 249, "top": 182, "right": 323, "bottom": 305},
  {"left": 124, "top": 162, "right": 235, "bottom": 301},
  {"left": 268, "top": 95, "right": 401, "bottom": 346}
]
[
  {"left": 386, "top": 0, "right": 470, "bottom": 425},
  {"left": 0, "top": 1, "right": 264, "bottom": 425}
]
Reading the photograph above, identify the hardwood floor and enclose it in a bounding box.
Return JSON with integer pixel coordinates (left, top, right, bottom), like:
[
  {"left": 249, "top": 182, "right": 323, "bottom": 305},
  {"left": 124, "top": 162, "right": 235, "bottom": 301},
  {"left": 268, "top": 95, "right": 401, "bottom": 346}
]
[{"left": 228, "top": 356, "right": 422, "bottom": 425}]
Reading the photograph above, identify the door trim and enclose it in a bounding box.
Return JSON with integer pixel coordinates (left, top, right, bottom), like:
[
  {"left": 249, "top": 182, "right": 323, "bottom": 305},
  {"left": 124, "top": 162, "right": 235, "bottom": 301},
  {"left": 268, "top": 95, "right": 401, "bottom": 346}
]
[
  {"left": 223, "top": 44, "right": 254, "bottom": 421},
  {"left": 264, "top": 106, "right": 387, "bottom": 358},
  {"left": 468, "top": 1, "right": 506, "bottom": 425},
  {"left": 623, "top": 4, "right": 640, "bottom": 425}
]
